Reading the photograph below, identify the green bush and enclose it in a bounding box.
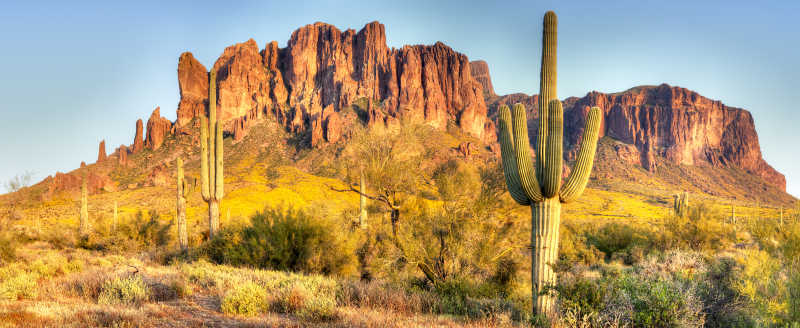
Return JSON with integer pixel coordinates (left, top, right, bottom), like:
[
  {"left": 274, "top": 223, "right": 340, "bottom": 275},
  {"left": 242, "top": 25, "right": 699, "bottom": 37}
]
[
  {"left": 220, "top": 282, "right": 268, "bottom": 316},
  {"left": 97, "top": 275, "right": 149, "bottom": 306},
  {"left": 589, "top": 223, "right": 652, "bottom": 264},
  {"left": 205, "top": 207, "right": 355, "bottom": 275},
  {"left": 0, "top": 265, "right": 38, "bottom": 300}
]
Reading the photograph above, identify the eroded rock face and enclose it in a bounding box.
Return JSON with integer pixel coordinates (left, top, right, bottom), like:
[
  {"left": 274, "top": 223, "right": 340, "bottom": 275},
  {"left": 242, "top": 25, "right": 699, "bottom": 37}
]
[
  {"left": 132, "top": 119, "right": 144, "bottom": 153},
  {"left": 145, "top": 107, "right": 173, "bottom": 150},
  {"left": 97, "top": 140, "right": 107, "bottom": 163},
  {"left": 44, "top": 170, "right": 116, "bottom": 199},
  {"left": 469, "top": 60, "right": 495, "bottom": 97},
  {"left": 488, "top": 84, "right": 786, "bottom": 190},
  {"left": 174, "top": 21, "right": 491, "bottom": 144},
  {"left": 116, "top": 145, "right": 129, "bottom": 166},
  {"left": 176, "top": 52, "right": 209, "bottom": 126},
  {"left": 147, "top": 163, "right": 170, "bottom": 187}
]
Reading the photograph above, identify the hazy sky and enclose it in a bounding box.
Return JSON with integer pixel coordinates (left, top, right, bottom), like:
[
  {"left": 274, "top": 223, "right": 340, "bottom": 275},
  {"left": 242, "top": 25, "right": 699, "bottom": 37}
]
[{"left": 1, "top": 0, "right": 798, "bottom": 196}]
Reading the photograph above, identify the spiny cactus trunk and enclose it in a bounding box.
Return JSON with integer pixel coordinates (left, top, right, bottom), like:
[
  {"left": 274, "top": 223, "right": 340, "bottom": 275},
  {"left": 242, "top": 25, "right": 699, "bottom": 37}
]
[
  {"left": 208, "top": 200, "right": 220, "bottom": 234},
  {"left": 531, "top": 197, "right": 561, "bottom": 317},
  {"left": 79, "top": 172, "right": 89, "bottom": 236},
  {"left": 201, "top": 69, "right": 223, "bottom": 239},
  {"left": 359, "top": 172, "right": 368, "bottom": 229},
  {"left": 176, "top": 158, "right": 188, "bottom": 250}
]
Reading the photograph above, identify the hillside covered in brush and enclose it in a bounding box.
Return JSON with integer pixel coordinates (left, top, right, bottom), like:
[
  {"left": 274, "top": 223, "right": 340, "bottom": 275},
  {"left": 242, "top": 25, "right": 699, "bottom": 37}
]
[{"left": 6, "top": 20, "right": 790, "bottom": 215}]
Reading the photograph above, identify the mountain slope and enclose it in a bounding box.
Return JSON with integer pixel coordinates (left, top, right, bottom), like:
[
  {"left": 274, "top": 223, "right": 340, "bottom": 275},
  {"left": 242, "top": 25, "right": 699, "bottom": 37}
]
[{"left": 2, "top": 20, "right": 794, "bottom": 224}]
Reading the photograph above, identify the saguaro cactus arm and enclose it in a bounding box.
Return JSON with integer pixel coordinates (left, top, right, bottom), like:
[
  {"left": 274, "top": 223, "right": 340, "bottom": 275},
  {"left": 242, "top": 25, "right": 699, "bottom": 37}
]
[
  {"left": 542, "top": 100, "right": 563, "bottom": 198},
  {"left": 511, "top": 104, "right": 544, "bottom": 202},
  {"left": 559, "top": 107, "right": 602, "bottom": 203},
  {"left": 498, "top": 105, "right": 532, "bottom": 205},
  {"left": 537, "top": 11, "right": 558, "bottom": 183}
]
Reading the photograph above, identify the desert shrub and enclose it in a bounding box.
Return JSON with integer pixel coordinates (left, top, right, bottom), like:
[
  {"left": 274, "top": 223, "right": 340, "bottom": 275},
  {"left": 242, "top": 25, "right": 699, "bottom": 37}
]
[
  {"left": 660, "top": 202, "right": 735, "bottom": 252},
  {"left": 559, "top": 222, "right": 603, "bottom": 266},
  {"left": 588, "top": 222, "right": 652, "bottom": 264},
  {"left": 29, "top": 253, "right": 83, "bottom": 278},
  {"left": 556, "top": 278, "right": 606, "bottom": 324},
  {"left": 221, "top": 282, "right": 269, "bottom": 316},
  {"left": 97, "top": 275, "right": 149, "bottom": 306},
  {"left": 430, "top": 276, "right": 519, "bottom": 320},
  {"left": 0, "top": 233, "right": 16, "bottom": 264},
  {"left": 555, "top": 251, "right": 707, "bottom": 327},
  {"left": 272, "top": 281, "right": 337, "bottom": 321},
  {"left": 149, "top": 273, "right": 191, "bottom": 302},
  {"left": 0, "top": 265, "right": 38, "bottom": 300},
  {"left": 79, "top": 209, "right": 172, "bottom": 253},
  {"left": 337, "top": 279, "right": 437, "bottom": 314},
  {"left": 732, "top": 249, "right": 795, "bottom": 326},
  {"left": 205, "top": 206, "right": 356, "bottom": 275}
]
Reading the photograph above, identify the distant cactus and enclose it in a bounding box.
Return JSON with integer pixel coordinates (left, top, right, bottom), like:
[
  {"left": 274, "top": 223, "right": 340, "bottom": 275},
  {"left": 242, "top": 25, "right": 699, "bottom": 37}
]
[
  {"left": 674, "top": 191, "right": 689, "bottom": 217},
  {"left": 79, "top": 170, "right": 90, "bottom": 236},
  {"left": 497, "top": 10, "right": 602, "bottom": 318},
  {"left": 176, "top": 157, "right": 188, "bottom": 250},
  {"left": 359, "top": 171, "right": 368, "bottom": 229},
  {"left": 201, "top": 69, "right": 224, "bottom": 238},
  {"left": 113, "top": 200, "right": 118, "bottom": 232}
]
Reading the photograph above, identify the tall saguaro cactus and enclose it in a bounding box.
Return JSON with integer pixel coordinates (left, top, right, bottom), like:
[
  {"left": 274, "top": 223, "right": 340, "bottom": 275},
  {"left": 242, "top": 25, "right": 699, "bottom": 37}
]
[
  {"left": 176, "top": 157, "right": 188, "bottom": 249},
  {"left": 201, "top": 70, "right": 224, "bottom": 238},
  {"left": 497, "top": 11, "right": 602, "bottom": 318},
  {"left": 79, "top": 170, "right": 90, "bottom": 236}
]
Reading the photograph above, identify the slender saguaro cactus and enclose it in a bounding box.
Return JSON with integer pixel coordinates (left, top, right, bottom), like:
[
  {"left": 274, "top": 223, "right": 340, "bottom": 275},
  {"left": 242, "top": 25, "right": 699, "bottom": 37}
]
[
  {"left": 359, "top": 171, "right": 368, "bottom": 229},
  {"left": 79, "top": 170, "right": 89, "bottom": 236},
  {"left": 201, "top": 69, "right": 224, "bottom": 238},
  {"left": 113, "top": 201, "right": 118, "bottom": 232},
  {"left": 674, "top": 191, "right": 689, "bottom": 217},
  {"left": 176, "top": 157, "right": 188, "bottom": 250},
  {"left": 497, "top": 10, "right": 602, "bottom": 318}
]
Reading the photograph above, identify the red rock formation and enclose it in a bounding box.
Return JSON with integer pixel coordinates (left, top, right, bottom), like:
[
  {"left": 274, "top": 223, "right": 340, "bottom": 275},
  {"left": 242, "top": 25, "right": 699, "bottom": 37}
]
[
  {"left": 97, "top": 140, "right": 107, "bottom": 163},
  {"left": 469, "top": 60, "right": 495, "bottom": 97},
  {"left": 174, "top": 21, "right": 490, "bottom": 145},
  {"left": 144, "top": 107, "right": 173, "bottom": 150},
  {"left": 325, "top": 111, "right": 342, "bottom": 143},
  {"left": 147, "top": 163, "right": 170, "bottom": 187},
  {"left": 488, "top": 84, "right": 785, "bottom": 190},
  {"left": 132, "top": 119, "right": 144, "bottom": 153},
  {"left": 176, "top": 52, "right": 209, "bottom": 126},
  {"left": 44, "top": 170, "right": 116, "bottom": 199},
  {"left": 117, "top": 145, "right": 129, "bottom": 166},
  {"left": 457, "top": 142, "right": 474, "bottom": 158}
]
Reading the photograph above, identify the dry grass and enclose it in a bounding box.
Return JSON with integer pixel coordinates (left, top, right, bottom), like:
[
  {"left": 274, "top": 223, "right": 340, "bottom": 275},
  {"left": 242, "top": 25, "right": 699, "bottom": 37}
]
[{"left": 0, "top": 244, "right": 528, "bottom": 327}]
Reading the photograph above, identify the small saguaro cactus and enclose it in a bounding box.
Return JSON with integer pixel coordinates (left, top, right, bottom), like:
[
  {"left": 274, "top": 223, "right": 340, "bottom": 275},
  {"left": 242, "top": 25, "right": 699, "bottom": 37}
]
[
  {"left": 176, "top": 157, "right": 188, "bottom": 250},
  {"left": 113, "top": 201, "right": 118, "bottom": 232},
  {"left": 79, "top": 170, "right": 90, "bottom": 236},
  {"left": 497, "top": 10, "right": 602, "bottom": 318},
  {"left": 674, "top": 191, "right": 689, "bottom": 217},
  {"left": 201, "top": 69, "right": 224, "bottom": 238},
  {"left": 359, "top": 171, "right": 368, "bottom": 229}
]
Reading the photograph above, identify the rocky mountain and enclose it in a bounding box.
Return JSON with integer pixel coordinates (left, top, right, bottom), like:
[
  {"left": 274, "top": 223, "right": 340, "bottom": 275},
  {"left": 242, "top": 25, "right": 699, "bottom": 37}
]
[
  {"left": 173, "top": 21, "right": 492, "bottom": 147},
  {"left": 481, "top": 79, "right": 785, "bottom": 190},
  {"left": 45, "top": 20, "right": 785, "bottom": 199}
]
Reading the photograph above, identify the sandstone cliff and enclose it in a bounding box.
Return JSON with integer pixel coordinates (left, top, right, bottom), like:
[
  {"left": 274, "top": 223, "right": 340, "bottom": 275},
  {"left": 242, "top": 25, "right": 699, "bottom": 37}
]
[
  {"left": 485, "top": 84, "right": 785, "bottom": 190},
  {"left": 173, "top": 21, "right": 492, "bottom": 143}
]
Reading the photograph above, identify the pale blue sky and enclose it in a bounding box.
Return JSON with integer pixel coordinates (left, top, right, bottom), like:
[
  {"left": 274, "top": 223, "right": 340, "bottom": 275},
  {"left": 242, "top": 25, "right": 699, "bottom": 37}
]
[{"left": 1, "top": 0, "right": 798, "bottom": 196}]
